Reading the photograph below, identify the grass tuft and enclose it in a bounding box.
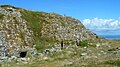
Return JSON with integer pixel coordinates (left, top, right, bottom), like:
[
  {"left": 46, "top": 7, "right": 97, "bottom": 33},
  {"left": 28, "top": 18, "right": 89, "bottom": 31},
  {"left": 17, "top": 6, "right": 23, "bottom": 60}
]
[{"left": 105, "top": 60, "right": 120, "bottom": 66}]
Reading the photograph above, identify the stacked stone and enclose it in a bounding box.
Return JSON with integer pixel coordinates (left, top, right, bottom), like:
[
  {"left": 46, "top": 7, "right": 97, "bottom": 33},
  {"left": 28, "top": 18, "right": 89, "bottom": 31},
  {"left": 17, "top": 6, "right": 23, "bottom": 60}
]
[
  {"left": 0, "top": 32, "right": 7, "bottom": 57},
  {"left": 0, "top": 6, "right": 35, "bottom": 62},
  {"left": 41, "top": 13, "right": 96, "bottom": 42}
]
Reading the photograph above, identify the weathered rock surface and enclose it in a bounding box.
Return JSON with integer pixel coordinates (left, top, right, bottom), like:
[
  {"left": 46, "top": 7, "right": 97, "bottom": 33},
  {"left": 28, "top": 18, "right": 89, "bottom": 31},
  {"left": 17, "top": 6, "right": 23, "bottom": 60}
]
[
  {"left": 40, "top": 12, "right": 97, "bottom": 41},
  {"left": 0, "top": 5, "right": 98, "bottom": 62},
  {"left": 0, "top": 5, "right": 35, "bottom": 61}
]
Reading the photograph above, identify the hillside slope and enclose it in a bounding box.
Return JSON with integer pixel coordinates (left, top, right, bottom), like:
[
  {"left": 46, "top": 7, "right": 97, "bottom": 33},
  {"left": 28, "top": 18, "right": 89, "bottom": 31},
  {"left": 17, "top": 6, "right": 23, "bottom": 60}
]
[
  {"left": 0, "top": 5, "right": 98, "bottom": 53},
  {"left": 1, "top": 5, "right": 120, "bottom": 67},
  {"left": 20, "top": 8, "right": 98, "bottom": 52},
  {"left": 0, "top": 4, "right": 99, "bottom": 60},
  {"left": 0, "top": 5, "right": 35, "bottom": 58}
]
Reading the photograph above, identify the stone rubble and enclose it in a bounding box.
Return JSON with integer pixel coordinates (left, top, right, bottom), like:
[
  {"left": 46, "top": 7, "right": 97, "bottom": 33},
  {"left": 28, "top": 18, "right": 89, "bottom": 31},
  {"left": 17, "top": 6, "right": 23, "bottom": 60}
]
[
  {"left": 0, "top": 6, "right": 35, "bottom": 62},
  {"left": 0, "top": 5, "right": 103, "bottom": 63},
  {"left": 41, "top": 16, "right": 97, "bottom": 41}
]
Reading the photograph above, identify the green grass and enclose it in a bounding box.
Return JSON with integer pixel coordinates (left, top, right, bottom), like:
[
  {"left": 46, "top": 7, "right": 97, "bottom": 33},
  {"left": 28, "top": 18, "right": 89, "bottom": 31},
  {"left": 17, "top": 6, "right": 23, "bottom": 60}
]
[
  {"left": 0, "top": 5, "right": 20, "bottom": 9},
  {"left": 80, "top": 40, "right": 90, "bottom": 47},
  {"left": 0, "top": 14, "right": 4, "bottom": 19},
  {"left": 49, "top": 50, "right": 69, "bottom": 61},
  {"left": 96, "top": 36, "right": 99, "bottom": 38},
  {"left": 0, "top": 64, "right": 2, "bottom": 67},
  {"left": 20, "top": 10, "right": 42, "bottom": 33},
  {"left": 20, "top": 10, "right": 57, "bottom": 52},
  {"left": 61, "top": 21, "right": 67, "bottom": 26},
  {"left": 34, "top": 37, "right": 56, "bottom": 52},
  {"left": 105, "top": 60, "right": 120, "bottom": 66}
]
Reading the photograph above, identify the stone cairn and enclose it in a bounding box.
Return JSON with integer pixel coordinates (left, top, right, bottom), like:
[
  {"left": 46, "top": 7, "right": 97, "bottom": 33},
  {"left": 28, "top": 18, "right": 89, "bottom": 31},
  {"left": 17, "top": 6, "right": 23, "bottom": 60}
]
[{"left": 0, "top": 7, "right": 35, "bottom": 62}]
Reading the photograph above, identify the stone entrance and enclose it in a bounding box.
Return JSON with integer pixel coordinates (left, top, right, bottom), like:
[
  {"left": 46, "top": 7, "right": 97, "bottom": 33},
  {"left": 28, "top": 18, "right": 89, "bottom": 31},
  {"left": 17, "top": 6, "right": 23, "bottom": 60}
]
[{"left": 20, "top": 51, "right": 27, "bottom": 58}]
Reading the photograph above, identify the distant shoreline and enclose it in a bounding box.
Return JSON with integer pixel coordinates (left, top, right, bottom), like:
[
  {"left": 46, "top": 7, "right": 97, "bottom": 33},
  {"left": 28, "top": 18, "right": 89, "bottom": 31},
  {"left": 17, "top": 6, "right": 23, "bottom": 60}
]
[{"left": 99, "top": 35, "right": 120, "bottom": 40}]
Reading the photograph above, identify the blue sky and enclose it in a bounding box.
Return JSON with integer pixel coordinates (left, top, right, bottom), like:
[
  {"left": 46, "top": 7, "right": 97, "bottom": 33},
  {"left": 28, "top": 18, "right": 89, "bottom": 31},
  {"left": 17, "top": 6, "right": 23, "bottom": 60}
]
[{"left": 0, "top": 0, "right": 120, "bottom": 35}]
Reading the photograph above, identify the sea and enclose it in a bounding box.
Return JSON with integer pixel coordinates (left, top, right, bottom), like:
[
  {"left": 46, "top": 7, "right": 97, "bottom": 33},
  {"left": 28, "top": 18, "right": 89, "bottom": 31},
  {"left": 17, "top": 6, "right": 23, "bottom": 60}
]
[{"left": 99, "top": 35, "right": 120, "bottom": 40}]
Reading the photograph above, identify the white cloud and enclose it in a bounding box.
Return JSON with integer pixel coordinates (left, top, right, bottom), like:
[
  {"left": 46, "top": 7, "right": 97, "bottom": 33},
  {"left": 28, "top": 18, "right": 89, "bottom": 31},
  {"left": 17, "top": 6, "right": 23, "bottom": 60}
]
[{"left": 82, "top": 17, "right": 120, "bottom": 31}]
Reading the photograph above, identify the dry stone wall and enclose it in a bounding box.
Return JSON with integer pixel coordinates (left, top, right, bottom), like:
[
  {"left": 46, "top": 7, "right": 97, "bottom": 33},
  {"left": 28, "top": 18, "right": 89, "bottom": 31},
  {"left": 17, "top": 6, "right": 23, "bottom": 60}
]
[{"left": 0, "top": 7, "right": 34, "bottom": 61}]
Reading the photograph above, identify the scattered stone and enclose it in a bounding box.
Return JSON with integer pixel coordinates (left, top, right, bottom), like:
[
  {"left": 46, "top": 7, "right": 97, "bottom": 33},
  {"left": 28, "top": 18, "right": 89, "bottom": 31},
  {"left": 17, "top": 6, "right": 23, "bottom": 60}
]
[
  {"left": 81, "top": 53, "right": 87, "bottom": 56},
  {"left": 62, "top": 61, "right": 73, "bottom": 66},
  {"left": 17, "top": 58, "right": 30, "bottom": 62},
  {"left": 43, "top": 57, "right": 48, "bottom": 60},
  {"left": 0, "top": 6, "right": 35, "bottom": 62},
  {"left": 96, "top": 43, "right": 100, "bottom": 47}
]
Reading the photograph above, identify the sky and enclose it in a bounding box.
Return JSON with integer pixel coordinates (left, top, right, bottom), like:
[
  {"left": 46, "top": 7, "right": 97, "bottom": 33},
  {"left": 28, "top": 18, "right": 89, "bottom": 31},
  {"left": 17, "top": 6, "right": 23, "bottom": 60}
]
[{"left": 0, "top": 0, "right": 120, "bottom": 35}]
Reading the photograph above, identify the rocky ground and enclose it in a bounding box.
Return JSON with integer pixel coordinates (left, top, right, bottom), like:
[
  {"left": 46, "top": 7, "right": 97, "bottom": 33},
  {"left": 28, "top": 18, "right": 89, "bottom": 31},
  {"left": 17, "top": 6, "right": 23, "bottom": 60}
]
[
  {"left": 1, "top": 40, "right": 120, "bottom": 67},
  {"left": 0, "top": 5, "right": 35, "bottom": 62},
  {"left": 0, "top": 5, "right": 120, "bottom": 67}
]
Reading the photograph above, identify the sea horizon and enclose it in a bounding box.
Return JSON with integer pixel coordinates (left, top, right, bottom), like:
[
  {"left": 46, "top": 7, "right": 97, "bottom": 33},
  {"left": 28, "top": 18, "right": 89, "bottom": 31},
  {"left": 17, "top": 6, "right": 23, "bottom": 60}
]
[{"left": 99, "top": 35, "right": 120, "bottom": 40}]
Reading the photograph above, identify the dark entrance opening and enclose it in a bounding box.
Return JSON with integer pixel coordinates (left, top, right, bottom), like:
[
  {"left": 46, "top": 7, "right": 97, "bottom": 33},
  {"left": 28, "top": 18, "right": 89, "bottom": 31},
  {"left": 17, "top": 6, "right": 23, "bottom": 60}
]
[
  {"left": 61, "top": 40, "right": 64, "bottom": 49},
  {"left": 20, "top": 51, "right": 27, "bottom": 58},
  {"left": 76, "top": 40, "right": 80, "bottom": 46}
]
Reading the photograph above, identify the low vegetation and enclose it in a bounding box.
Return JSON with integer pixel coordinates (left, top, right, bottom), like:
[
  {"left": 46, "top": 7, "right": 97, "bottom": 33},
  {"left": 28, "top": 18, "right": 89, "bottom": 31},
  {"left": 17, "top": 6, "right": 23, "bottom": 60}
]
[
  {"left": 0, "top": 14, "right": 4, "bottom": 19},
  {"left": 105, "top": 60, "right": 120, "bottom": 66},
  {"left": 0, "top": 5, "right": 120, "bottom": 67},
  {"left": 79, "top": 40, "right": 89, "bottom": 47},
  {"left": 20, "top": 10, "right": 57, "bottom": 52}
]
